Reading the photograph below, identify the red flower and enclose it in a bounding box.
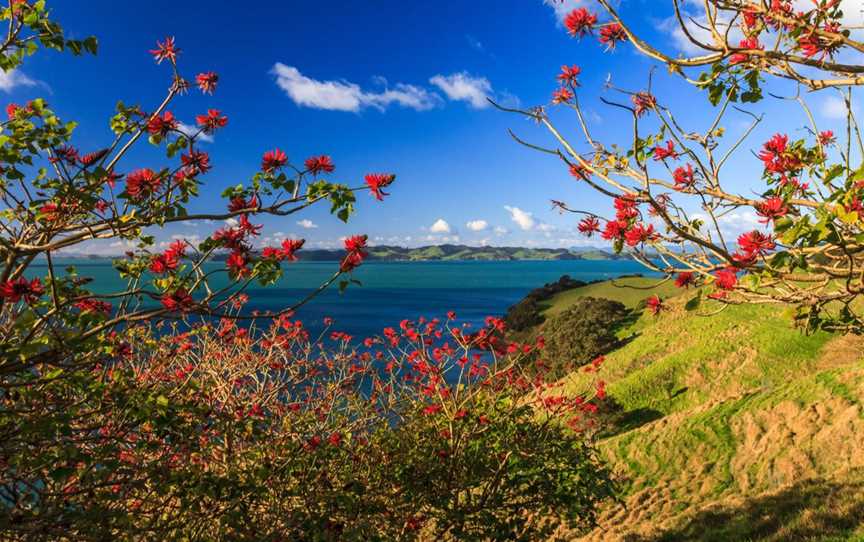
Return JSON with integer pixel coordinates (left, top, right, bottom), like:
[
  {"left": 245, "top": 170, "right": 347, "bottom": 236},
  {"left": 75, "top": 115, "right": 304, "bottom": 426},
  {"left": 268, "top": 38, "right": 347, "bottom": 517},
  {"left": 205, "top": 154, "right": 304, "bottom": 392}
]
[
  {"left": 237, "top": 214, "right": 262, "bottom": 237},
  {"left": 422, "top": 404, "right": 442, "bottom": 416},
  {"left": 226, "top": 251, "right": 250, "bottom": 278},
  {"left": 281, "top": 238, "right": 305, "bottom": 261},
  {"left": 818, "top": 130, "right": 835, "bottom": 146},
  {"left": 79, "top": 148, "right": 109, "bottom": 167},
  {"left": 39, "top": 202, "right": 60, "bottom": 222},
  {"left": 578, "top": 216, "right": 601, "bottom": 237},
  {"left": 195, "top": 72, "right": 218, "bottom": 94},
  {"left": 125, "top": 168, "right": 162, "bottom": 199},
  {"left": 212, "top": 227, "right": 246, "bottom": 250},
  {"left": 569, "top": 163, "right": 589, "bottom": 180},
  {"left": 730, "top": 37, "right": 762, "bottom": 64},
  {"left": 146, "top": 111, "right": 177, "bottom": 137},
  {"left": 328, "top": 432, "right": 342, "bottom": 447},
  {"left": 228, "top": 195, "right": 257, "bottom": 213},
  {"left": 601, "top": 219, "right": 627, "bottom": 241},
  {"left": 674, "top": 272, "right": 694, "bottom": 288},
  {"left": 646, "top": 295, "right": 662, "bottom": 315},
  {"left": 181, "top": 150, "right": 211, "bottom": 175},
  {"left": 341, "top": 235, "right": 368, "bottom": 272},
  {"left": 149, "top": 252, "right": 179, "bottom": 274},
  {"left": 564, "top": 8, "right": 597, "bottom": 38},
  {"left": 797, "top": 24, "right": 842, "bottom": 60},
  {"left": 305, "top": 155, "right": 335, "bottom": 175},
  {"left": 344, "top": 234, "right": 367, "bottom": 253},
  {"left": 195, "top": 109, "right": 228, "bottom": 133},
  {"left": 631, "top": 92, "right": 656, "bottom": 117},
  {"left": 755, "top": 197, "right": 788, "bottom": 223},
  {"left": 161, "top": 288, "right": 194, "bottom": 312},
  {"left": 0, "top": 277, "right": 44, "bottom": 304},
  {"left": 614, "top": 195, "right": 638, "bottom": 221},
  {"left": 50, "top": 145, "right": 78, "bottom": 165},
  {"left": 552, "top": 87, "right": 574, "bottom": 104},
  {"left": 261, "top": 149, "right": 287, "bottom": 173},
  {"left": 150, "top": 37, "right": 179, "bottom": 65},
  {"left": 738, "top": 230, "right": 775, "bottom": 256},
  {"left": 557, "top": 64, "right": 581, "bottom": 87},
  {"left": 653, "top": 140, "right": 678, "bottom": 161},
  {"left": 598, "top": 23, "right": 628, "bottom": 50},
  {"left": 75, "top": 298, "right": 112, "bottom": 316},
  {"left": 365, "top": 173, "right": 395, "bottom": 201},
  {"left": 673, "top": 164, "right": 695, "bottom": 190},
  {"left": 624, "top": 223, "right": 657, "bottom": 247},
  {"left": 6, "top": 103, "right": 19, "bottom": 119},
  {"left": 714, "top": 268, "right": 738, "bottom": 290},
  {"left": 757, "top": 134, "right": 799, "bottom": 177}
]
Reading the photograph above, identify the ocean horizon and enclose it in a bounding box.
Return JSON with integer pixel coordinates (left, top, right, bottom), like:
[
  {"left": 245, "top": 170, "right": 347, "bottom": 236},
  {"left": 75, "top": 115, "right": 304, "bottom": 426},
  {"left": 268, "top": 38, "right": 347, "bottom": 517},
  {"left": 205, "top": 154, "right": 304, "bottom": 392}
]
[{"left": 34, "top": 259, "right": 660, "bottom": 339}]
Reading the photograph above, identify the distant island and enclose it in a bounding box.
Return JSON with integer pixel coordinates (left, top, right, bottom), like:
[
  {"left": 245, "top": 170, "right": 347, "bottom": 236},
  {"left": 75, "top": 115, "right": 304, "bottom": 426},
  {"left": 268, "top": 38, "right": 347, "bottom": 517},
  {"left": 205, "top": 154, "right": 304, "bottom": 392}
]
[{"left": 65, "top": 245, "right": 631, "bottom": 262}]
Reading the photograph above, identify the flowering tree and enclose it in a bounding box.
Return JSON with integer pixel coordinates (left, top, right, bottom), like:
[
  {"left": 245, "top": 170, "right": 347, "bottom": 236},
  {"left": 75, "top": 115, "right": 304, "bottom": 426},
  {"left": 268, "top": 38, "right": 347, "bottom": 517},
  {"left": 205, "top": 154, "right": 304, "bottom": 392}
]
[
  {"left": 0, "top": 0, "right": 398, "bottom": 536},
  {"left": 0, "top": 2, "right": 616, "bottom": 539},
  {"left": 92, "top": 312, "right": 613, "bottom": 540},
  {"left": 503, "top": 0, "right": 864, "bottom": 332}
]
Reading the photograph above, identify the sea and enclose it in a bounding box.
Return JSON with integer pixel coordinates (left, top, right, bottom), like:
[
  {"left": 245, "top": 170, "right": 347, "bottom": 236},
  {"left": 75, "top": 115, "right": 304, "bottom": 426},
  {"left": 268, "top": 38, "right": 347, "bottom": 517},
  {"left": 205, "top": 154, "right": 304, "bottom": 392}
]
[{"left": 35, "top": 259, "right": 658, "bottom": 339}]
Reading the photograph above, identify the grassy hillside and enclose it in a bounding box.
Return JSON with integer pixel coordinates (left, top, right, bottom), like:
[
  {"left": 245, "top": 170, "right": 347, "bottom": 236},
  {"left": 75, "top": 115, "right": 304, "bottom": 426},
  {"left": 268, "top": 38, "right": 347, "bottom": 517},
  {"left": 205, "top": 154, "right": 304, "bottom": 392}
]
[
  {"left": 537, "top": 280, "right": 864, "bottom": 541},
  {"left": 541, "top": 275, "right": 682, "bottom": 314}
]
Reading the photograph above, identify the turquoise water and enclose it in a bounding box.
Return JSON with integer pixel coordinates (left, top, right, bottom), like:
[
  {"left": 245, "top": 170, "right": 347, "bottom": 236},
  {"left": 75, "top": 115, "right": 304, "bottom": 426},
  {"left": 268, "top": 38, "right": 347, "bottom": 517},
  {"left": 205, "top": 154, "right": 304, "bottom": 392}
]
[{"left": 32, "top": 259, "right": 658, "bottom": 338}]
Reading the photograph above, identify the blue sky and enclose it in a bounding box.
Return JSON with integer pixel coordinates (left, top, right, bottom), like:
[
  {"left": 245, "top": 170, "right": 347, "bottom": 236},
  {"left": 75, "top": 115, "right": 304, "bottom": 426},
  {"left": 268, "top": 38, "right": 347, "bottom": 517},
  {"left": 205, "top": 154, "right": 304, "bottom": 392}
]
[{"left": 9, "top": 0, "right": 862, "bottom": 252}]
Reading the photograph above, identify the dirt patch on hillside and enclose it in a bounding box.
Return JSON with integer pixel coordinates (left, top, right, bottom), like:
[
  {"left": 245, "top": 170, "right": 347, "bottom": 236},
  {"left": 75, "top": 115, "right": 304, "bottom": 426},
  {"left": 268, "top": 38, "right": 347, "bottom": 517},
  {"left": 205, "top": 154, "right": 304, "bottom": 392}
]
[{"left": 571, "top": 369, "right": 864, "bottom": 541}]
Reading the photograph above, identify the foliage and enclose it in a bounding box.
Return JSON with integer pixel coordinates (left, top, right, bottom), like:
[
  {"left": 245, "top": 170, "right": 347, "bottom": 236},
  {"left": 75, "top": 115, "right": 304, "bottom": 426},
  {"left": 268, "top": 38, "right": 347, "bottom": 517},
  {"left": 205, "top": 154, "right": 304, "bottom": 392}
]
[
  {"left": 508, "top": 0, "right": 864, "bottom": 333},
  {"left": 1, "top": 312, "right": 615, "bottom": 540},
  {"left": 540, "top": 296, "right": 630, "bottom": 378},
  {"left": 504, "top": 274, "right": 586, "bottom": 332}
]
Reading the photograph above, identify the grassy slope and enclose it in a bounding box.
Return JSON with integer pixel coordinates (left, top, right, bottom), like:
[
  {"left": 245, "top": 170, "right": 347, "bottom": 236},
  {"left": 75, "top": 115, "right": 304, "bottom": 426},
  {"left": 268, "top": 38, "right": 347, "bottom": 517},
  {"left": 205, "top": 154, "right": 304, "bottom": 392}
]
[
  {"left": 540, "top": 280, "right": 864, "bottom": 541},
  {"left": 541, "top": 276, "right": 681, "bottom": 315}
]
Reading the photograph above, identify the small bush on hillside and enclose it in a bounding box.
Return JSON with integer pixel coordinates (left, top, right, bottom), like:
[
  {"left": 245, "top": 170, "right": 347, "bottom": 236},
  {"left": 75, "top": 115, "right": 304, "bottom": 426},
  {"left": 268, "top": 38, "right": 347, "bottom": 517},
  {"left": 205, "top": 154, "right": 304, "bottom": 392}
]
[
  {"left": 541, "top": 297, "right": 630, "bottom": 377},
  {"left": 504, "top": 275, "right": 587, "bottom": 332}
]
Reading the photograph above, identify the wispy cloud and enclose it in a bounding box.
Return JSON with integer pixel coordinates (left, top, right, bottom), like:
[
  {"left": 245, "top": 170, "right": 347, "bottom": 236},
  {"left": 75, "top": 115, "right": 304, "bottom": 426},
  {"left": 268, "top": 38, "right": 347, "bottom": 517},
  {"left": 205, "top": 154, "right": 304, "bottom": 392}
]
[
  {"left": 429, "top": 72, "right": 493, "bottom": 109},
  {"left": 542, "top": 0, "right": 589, "bottom": 24},
  {"left": 272, "top": 63, "right": 439, "bottom": 112},
  {"left": 0, "top": 69, "right": 36, "bottom": 93},
  {"left": 297, "top": 219, "right": 318, "bottom": 229},
  {"left": 176, "top": 121, "right": 214, "bottom": 143},
  {"left": 504, "top": 205, "right": 535, "bottom": 231}
]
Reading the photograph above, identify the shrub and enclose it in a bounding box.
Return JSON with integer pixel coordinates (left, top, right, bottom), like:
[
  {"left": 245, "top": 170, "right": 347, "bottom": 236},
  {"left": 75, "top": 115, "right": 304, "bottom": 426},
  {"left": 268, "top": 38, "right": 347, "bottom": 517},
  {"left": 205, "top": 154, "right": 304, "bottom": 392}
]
[
  {"left": 504, "top": 275, "right": 587, "bottom": 332},
  {"left": 84, "top": 313, "right": 614, "bottom": 540},
  {"left": 540, "top": 296, "right": 630, "bottom": 377}
]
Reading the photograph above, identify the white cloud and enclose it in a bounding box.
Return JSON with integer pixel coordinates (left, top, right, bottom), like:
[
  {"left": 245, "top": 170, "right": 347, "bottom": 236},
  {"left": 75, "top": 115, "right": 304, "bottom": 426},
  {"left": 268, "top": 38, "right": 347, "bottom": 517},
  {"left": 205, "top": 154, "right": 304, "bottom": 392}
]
[
  {"left": 466, "top": 219, "right": 488, "bottom": 231},
  {"left": 543, "top": 0, "right": 588, "bottom": 24},
  {"left": 0, "top": 69, "right": 35, "bottom": 93},
  {"left": 296, "top": 219, "right": 318, "bottom": 229},
  {"left": 272, "top": 63, "right": 439, "bottom": 112},
  {"left": 504, "top": 205, "right": 536, "bottom": 231},
  {"left": 537, "top": 223, "right": 556, "bottom": 232},
  {"left": 429, "top": 218, "right": 452, "bottom": 233},
  {"left": 820, "top": 95, "right": 859, "bottom": 119},
  {"left": 494, "top": 226, "right": 509, "bottom": 235},
  {"left": 224, "top": 217, "right": 239, "bottom": 227},
  {"left": 429, "top": 72, "right": 493, "bottom": 109},
  {"left": 176, "top": 121, "right": 214, "bottom": 143}
]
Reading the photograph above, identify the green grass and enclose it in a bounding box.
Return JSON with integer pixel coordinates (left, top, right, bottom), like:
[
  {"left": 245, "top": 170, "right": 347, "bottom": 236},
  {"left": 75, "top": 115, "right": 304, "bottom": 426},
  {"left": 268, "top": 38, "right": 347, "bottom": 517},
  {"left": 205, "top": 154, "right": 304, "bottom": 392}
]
[
  {"left": 542, "top": 276, "right": 682, "bottom": 314},
  {"left": 540, "top": 277, "right": 864, "bottom": 540}
]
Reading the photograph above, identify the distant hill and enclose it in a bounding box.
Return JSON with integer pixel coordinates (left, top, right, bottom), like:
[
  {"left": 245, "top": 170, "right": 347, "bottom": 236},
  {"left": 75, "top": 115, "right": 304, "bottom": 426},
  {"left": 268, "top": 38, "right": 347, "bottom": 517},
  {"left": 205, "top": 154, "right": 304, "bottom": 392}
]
[
  {"left": 298, "top": 244, "right": 629, "bottom": 262},
  {"left": 58, "top": 245, "right": 630, "bottom": 262}
]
